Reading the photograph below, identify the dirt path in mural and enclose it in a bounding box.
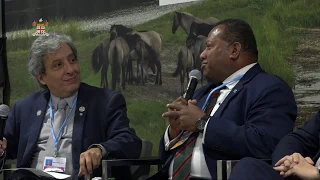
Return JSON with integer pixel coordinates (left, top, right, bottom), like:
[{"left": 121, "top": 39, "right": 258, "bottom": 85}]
[{"left": 288, "top": 28, "right": 320, "bottom": 127}]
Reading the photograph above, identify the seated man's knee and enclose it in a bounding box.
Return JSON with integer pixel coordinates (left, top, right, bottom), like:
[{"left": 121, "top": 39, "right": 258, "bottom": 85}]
[{"left": 235, "top": 157, "right": 261, "bottom": 167}]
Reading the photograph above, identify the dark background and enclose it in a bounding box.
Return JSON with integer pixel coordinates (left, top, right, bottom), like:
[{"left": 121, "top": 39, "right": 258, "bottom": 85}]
[{"left": 5, "top": 0, "right": 156, "bottom": 32}]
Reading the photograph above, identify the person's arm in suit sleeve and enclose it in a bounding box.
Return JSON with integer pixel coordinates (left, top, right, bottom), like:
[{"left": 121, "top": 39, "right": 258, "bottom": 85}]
[
  {"left": 99, "top": 93, "right": 142, "bottom": 159},
  {"left": 272, "top": 112, "right": 320, "bottom": 165},
  {"left": 203, "top": 82, "right": 297, "bottom": 159},
  {"left": 3, "top": 102, "right": 19, "bottom": 160},
  {"left": 0, "top": 102, "right": 20, "bottom": 169},
  {"left": 159, "top": 134, "right": 171, "bottom": 163}
]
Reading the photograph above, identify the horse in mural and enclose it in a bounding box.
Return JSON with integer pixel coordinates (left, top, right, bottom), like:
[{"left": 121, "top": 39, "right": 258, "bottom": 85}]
[
  {"left": 127, "top": 53, "right": 148, "bottom": 84},
  {"left": 186, "top": 33, "right": 206, "bottom": 70},
  {"left": 127, "top": 46, "right": 153, "bottom": 84},
  {"left": 109, "top": 24, "right": 162, "bottom": 85},
  {"left": 91, "top": 38, "right": 110, "bottom": 88},
  {"left": 108, "top": 37, "right": 130, "bottom": 92},
  {"left": 134, "top": 36, "right": 162, "bottom": 85},
  {"left": 186, "top": 33, "right": 207, "bottom": 86},
  {"left": 189, "top": 21, "right": 215, "bottom": 37},
  {"left": 172, "top": 11, "right": 219, "bottom": 35},
  {"left": 172, "top": 46, "right": 194, "bottom": 95}
]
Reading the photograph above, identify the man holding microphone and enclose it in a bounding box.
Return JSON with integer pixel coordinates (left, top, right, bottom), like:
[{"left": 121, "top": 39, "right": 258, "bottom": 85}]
[{"left": 150, "top": 18, "right": 297, "bottom": 180}]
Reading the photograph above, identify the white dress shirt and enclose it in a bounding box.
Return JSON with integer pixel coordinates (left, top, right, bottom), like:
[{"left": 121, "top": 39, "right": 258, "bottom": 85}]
[
  {"left": 164, "top": 62, "right": 257, "bottom": 179},
  {"left": 315, "top": 157, "right": 320, "bottom": 167},
  {"left": 31, "top": 92, "right": 78, "bottom": 177}
]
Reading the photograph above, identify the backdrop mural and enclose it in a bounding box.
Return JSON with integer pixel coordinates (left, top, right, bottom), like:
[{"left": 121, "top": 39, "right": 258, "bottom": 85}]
[
  {"left": 4, "top": 0, "right": 210, "bottom": 161},
  {"left": 2, "top": 0, "right": 320, "bottom": 178}
]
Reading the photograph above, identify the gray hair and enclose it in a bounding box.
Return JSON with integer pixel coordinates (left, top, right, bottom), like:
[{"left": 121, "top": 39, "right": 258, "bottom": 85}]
[{"left": 28, "top": 32, "right": 78, "bottom": 89}]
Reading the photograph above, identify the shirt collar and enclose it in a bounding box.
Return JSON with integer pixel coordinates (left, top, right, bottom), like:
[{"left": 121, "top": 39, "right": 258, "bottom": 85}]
[
  {"left": 50, "top": 91, "right": 78, "bottom": 110},
  {"left": 223, "top": 62, "right": 257, "bottom": 89}
]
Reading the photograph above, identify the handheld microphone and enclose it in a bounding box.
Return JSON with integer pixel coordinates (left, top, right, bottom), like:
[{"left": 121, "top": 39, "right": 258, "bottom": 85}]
[
  {"left": 183, "top": 69, "right": 202, "bottom": 100},
  {"left": 0, "top": 104, "right": 10, "bottom": 140}
]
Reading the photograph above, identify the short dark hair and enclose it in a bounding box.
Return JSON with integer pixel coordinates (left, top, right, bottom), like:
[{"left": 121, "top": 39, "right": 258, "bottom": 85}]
[{"left": 214, "top": 19, "right": 258, "bottom": 57}]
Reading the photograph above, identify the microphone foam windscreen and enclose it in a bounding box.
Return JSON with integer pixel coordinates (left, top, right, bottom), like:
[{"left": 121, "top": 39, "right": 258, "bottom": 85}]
[
  {"left": 189, "top": 69, "right": 202, "bottom": 80},
  {"left": 0, "top": 104, "right": 10, "bottom": 117}
]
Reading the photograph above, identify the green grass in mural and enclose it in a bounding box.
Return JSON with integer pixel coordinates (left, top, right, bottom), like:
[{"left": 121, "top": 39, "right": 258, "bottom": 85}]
[
  {"left": 126, "top": 100, "right": 168, "bottom": 156},
  {"left": 5, "top": 0, "right": 320, "bottom": 156}
]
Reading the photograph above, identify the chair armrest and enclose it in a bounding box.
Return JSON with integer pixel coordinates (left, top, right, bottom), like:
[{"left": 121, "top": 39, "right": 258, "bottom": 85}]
[
  {"left": 101, "top": 157, "right": 163, "bottom": 179},
  {"left": 217, "top": 159, "right": 271, "bottom": 180}
]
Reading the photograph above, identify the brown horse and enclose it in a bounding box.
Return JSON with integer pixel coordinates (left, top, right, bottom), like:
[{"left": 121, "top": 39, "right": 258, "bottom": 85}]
[
  {"left": 108, "top": 37, "right": 130, "bottom": 92},
  {"left": 172, "top": 11, "right": 219, "bottom": 35},
  {"left": 186, "top": 33, "right": 207, "bottom": 86},
  {"left": 91, "top": 38, "right": 110, "bottom": 88},
  {"left": 110, "top": 24, "right": 162, "bottom": 85},
  {"left": 134, "top": 36, "right": 162, "bottom": 85},
  {"left": 173, "top": 46, "right": 194, "bottom": 95},
  {"left": 186, "top": 33, "right": 206, "bottom": 70},
  {"left": 127, "top": 54, "right": 148, "bottom": 84},
  {"left": 189, "top": 21, "right": 215, "bottom": 37}
]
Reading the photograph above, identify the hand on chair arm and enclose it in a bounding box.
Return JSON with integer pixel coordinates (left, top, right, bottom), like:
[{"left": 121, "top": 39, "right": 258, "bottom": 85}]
[
  {"left": 78, "top": 147, "right": 103, "bottom": 177},
  {"left": 89, "top": 144, "right": 108, "bottom": 158}
]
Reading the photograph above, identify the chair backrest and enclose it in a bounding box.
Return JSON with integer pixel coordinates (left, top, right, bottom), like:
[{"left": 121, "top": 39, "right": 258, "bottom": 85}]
[
  {"left": 140, "top": 139, "right": 153, "bottom": 158},
  {"left": 131, "top": 139, "right": 153, "bottom": 180},
  {"left": 1, "top": 159, "right": 17, "bottom": 179}
]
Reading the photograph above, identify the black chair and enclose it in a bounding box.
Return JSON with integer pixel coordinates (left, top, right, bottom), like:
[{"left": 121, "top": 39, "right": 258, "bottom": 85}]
[
  {"left": 0, "top": 159, "right": 17, "bottom": 179},
  {"left": 102, "top": 139, "right": 163, "bottom": 179},
  {"left": 102, "top": 157, "right": 163, "bottom": 179},
  {"left": 130, "top": 139, "right": 156, "bottom": 180},
  {"left": 103, "top": 154, "right": 271, "bottom": 180}
]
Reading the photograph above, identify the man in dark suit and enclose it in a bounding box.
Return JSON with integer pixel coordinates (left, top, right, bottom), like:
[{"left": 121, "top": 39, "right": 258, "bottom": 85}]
[
  {"left": 229, "top": 111, "right": 320, "bottom": 180},
  {"left": 150, "top": 19, "right": 297, "bottom": 180},
  {"left": 0, "top": 33, "right": 142, "bottom": 179}
]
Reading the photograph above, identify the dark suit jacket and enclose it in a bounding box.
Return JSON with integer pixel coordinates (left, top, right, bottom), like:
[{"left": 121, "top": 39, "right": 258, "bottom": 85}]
[
  {"left": 3, "top": 83, "right": 142, "bottom": 179},
  {"left": 154, "top": 64, "right": 297, "bottom": 180},
  {"left": 272, "top": 111, "right": 320, "bottom": 166}
]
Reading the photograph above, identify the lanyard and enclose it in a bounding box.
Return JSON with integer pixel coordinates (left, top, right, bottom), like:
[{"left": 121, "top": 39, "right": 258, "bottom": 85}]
[
  {"left": 49, "top": 96, "right": 77, "bottom": 157},
  {"left": 201, "top": 75, "right": 243, "bottom": 111}
]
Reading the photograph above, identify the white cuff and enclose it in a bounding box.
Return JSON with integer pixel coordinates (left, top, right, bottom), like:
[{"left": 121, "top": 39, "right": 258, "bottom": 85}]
[
  {"left": 89, "top": 144, "right": 108, "bottom": 157},
  {"left": 202, "top": 118, "right": 210, "bottom": 144}
]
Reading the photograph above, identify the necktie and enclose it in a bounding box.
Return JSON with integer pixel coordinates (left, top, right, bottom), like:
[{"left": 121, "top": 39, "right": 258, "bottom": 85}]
[
  {"left": 204, "top": 91, "right": 221, "bottom": 115},
  {"left": 172, "top": 132, "right": 197, "bottom": 180},
  {"left": 54, "top": 99, "right": 67, "bottom": 136},
  {"left": 172, "top": 87, "right": 226, "bottom": 179},
  {"left": 204, "top": 86, "right": 228, "bottom": 114}
]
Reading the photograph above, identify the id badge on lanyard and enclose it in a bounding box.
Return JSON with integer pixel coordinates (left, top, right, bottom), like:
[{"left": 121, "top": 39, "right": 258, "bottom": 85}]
[{"left": 43, "top": 156, "right": 67, "bottom": 172}]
